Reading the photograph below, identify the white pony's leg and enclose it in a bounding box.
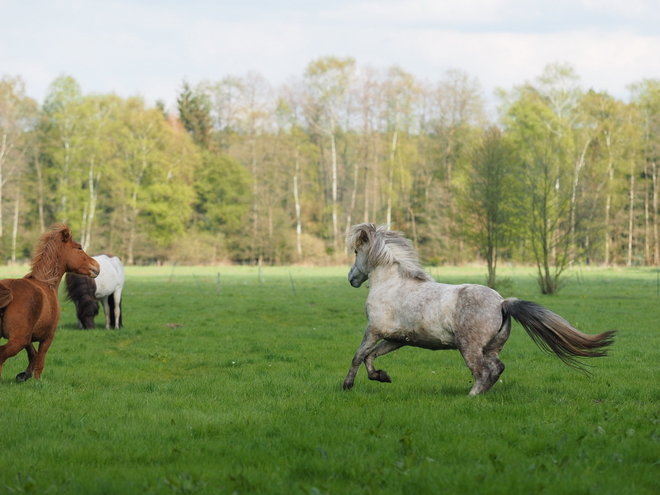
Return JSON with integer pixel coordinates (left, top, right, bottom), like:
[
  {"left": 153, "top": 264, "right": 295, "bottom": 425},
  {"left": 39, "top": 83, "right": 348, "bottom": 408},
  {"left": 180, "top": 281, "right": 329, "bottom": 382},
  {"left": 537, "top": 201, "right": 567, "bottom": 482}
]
[
  {"left": 112, "top": 288, "right": 123, "bottom": 329},
  {"left": 364, "top": 340, "right": 404, "bottom": 383},
  {"left": 101, "top": 296, "right": 111, "bottom": 330},
  {"left": 343, "top": 328, "right": 380, "bottom": 390}
]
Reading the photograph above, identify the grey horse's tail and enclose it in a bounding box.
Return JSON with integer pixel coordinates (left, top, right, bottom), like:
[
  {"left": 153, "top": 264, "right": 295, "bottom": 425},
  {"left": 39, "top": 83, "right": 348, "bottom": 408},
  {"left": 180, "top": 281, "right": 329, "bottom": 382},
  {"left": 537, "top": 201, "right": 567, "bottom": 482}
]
[{"left": 502, "top": 298, "right": 616, "bottom": 372}]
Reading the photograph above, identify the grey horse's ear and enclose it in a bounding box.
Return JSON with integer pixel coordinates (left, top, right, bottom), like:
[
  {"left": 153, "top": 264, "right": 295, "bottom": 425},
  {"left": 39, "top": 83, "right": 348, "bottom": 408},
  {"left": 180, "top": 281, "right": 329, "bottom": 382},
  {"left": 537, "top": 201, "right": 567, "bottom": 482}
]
[{"left": 359, "top": 226, "right": 371, "bottom": 245}]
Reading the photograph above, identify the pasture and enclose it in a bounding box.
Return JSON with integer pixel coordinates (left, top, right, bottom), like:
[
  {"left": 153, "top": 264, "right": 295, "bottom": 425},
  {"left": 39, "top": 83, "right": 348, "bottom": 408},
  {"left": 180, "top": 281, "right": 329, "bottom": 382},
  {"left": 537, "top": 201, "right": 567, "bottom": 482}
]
[{"left": 0, "top": 264, "right": 658, "bottom": 494}]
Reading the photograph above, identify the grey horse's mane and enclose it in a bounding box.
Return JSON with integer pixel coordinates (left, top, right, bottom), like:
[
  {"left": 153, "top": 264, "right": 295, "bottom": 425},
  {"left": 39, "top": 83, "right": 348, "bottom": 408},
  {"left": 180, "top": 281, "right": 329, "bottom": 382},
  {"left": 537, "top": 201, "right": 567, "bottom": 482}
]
[{"left": 347, "top": 223, "right": 434, "bottom": 282}]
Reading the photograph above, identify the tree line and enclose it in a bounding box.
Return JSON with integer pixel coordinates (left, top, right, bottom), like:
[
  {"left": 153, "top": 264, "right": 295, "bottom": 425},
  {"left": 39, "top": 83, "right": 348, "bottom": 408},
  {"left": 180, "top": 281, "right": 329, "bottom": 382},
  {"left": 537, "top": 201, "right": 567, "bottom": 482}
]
[{"left": 1, "top": 60, "right": 660, "bottom": 292}]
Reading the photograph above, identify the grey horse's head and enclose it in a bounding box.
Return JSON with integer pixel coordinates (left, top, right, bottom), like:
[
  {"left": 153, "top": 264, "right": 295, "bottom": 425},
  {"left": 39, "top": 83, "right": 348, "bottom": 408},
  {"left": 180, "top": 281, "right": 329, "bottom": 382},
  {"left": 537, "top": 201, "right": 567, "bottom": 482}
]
[
  {"left": 347, "top": 223, "right": 378, "bottom": 288},
  {"left": 347, "top": 223, "right": 433, "bottom": 288},
  {"left": 348, "top": 249, "right": 369, "bottom": 288}
]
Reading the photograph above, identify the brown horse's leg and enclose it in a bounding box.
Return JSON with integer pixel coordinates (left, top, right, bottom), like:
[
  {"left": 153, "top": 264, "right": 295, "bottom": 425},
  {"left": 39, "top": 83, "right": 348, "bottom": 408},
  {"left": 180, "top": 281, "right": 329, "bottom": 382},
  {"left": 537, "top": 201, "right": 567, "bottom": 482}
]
[
  {"left": 364, "top": 341, "right": 404, "bottom": 383},
  {"left": 31, "top": 335, "right": 54, "bottom": 380},
  {"left": 343, "top": 328, "right": 380, "bottom": 390},
  {"left": 15, "top": 343, "right": 37, "bottom": 382},
  {"left": 0, "top": 339, "right": 29, "bottom": 382}
]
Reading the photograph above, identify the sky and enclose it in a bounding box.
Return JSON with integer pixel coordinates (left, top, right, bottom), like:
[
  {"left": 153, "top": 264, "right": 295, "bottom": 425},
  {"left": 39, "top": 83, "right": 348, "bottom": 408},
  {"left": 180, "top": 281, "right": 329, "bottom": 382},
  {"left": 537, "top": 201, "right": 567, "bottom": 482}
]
[{"left": 2, "top": 0, "right": 660, "bottom": 110}]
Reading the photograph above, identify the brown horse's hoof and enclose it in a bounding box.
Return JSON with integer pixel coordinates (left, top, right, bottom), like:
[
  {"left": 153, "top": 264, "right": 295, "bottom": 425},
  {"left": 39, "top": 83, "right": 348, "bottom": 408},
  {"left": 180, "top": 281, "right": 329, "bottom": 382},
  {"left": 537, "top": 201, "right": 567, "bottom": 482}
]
[{"left": 15, "top": 371, "right": 32, "bottom": 383}]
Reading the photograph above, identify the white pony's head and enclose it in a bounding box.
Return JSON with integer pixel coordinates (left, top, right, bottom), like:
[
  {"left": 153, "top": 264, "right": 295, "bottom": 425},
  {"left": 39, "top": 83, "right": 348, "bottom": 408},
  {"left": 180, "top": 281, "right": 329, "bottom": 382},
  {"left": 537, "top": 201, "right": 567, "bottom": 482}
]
[{"left": 347, "top": 223, "right": 432, "bottom": 288}]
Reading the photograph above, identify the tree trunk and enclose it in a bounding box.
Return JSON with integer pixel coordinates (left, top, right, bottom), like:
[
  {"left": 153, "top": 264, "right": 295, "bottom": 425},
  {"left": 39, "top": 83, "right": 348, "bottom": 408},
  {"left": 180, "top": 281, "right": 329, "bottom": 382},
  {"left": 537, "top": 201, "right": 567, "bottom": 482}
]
[
  {"left": 330, "top": 125, "right": 339, "bottom": 251},
  {"left": 653, "top": 161, "right": 659, "bottom": 265},
  {"left": 604, "top": 166, "right": 613, "bottom": 266},
  {"left": 386, "top": 129, "right": 397, "bottom": 226},
  {"left": 627, "top": 174, "right": 635, "bottom": 267},
  {"left": 344, "top": 160, "right": 359, "bottom": 247},
  {"left": 293, "top": 155, "right": 302, "bottom": 258},
  {"left": 11, "top": 174, "right": 20, "bottom": 263},
  {"left": 35, "top": 149, "right": 45, "bottom": 233}
]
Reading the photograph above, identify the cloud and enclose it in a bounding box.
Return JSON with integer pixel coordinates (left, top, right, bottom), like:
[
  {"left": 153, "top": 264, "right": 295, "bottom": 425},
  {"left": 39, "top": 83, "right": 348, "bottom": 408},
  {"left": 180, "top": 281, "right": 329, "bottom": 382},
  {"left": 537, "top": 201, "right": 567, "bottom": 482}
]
[{"left": 1, "top": 0, "right": 659, "bottom": 106}]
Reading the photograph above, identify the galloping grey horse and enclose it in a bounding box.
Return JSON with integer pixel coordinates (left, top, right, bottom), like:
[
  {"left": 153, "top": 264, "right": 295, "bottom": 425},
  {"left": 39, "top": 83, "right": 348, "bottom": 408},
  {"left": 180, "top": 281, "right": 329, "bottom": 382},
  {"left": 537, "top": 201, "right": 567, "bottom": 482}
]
[{"left": 343, "top": 223, "right": 616, "bottom": 396}]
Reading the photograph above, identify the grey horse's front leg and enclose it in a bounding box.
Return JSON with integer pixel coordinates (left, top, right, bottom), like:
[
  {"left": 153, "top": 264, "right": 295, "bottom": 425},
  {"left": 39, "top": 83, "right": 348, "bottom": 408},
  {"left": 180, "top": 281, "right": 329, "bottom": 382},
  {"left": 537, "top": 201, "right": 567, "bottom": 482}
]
[
  {"left": 343, "top": 329, "right": 380, "bottom": 390},
  {"left": 365, "top": 340, "right": 404, "bottom": 383}
]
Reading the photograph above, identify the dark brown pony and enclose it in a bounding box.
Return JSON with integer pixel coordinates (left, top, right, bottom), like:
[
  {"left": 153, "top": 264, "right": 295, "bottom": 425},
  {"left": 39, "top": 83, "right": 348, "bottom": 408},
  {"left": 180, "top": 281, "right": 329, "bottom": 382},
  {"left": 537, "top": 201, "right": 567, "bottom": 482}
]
[
  {"left": 0, "top": 224, "right": 99, "bottom": 382},
  {"left": 65, "top": 274, "right": 99, "bottom": 329}
]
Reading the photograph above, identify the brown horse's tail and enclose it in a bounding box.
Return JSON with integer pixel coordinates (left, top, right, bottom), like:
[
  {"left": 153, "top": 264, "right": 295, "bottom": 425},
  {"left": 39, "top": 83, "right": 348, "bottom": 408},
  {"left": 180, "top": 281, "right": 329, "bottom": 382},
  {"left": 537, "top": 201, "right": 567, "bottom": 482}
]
[
  {"left": 502, "top": 298, "right": 616, "bottom": 372},
  {"left": 0, "top": 284, "right": 13, "bottom": 313}
]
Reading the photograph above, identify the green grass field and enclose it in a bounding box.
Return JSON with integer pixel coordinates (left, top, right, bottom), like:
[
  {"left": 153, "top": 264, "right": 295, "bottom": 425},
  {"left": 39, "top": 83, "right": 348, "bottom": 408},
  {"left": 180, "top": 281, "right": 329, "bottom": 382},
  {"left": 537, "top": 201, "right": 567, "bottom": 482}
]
[{"left": 0, "top": 264, "right": 658, "bottom": 494}]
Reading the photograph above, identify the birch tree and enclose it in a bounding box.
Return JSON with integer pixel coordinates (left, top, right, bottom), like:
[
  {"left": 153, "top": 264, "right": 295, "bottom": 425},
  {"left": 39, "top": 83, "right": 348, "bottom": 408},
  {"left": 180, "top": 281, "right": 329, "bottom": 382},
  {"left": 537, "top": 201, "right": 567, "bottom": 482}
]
[
  {"left": 42, "top": 76, "right": 88, "bottom": 227},
  {"left": 0, "top": 76, "right": 38, "bottom": 241},
  {"left": 631, "top": 79, "right": 660, "bottom": 265},
  {"left": 304, "top": 57, "right": 355, "bottom": 252},
  {"left": 504, "top": 88, "right": 573, "bottom": 294}
]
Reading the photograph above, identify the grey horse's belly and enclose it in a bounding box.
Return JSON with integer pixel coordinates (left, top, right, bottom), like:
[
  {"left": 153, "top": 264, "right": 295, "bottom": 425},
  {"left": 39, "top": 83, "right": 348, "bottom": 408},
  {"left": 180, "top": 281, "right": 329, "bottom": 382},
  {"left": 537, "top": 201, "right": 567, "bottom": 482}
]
[{"left": 386, "top": 328, "right": 457, "bottom": 350}]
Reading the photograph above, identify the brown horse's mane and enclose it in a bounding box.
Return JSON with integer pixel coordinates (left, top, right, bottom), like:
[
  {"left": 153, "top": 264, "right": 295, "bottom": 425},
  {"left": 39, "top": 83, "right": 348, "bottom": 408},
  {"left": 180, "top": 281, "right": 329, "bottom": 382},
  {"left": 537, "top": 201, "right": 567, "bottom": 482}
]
[{"left": 26, "top": 223, "right": 71, "bottom": 288}]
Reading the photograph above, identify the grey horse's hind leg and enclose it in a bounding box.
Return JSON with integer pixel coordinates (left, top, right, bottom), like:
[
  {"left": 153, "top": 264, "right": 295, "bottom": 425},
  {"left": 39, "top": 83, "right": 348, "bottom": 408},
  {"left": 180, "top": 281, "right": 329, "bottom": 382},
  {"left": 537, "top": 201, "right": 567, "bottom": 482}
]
[
  {"left": 365, "top": 340, "right": 404, "bottom": 383},
  {"left": 481, "top": 316, "right": 511, "bottom": 392},
  {"left": 459, "top": 347, "right": 491, "bottom": 396}
]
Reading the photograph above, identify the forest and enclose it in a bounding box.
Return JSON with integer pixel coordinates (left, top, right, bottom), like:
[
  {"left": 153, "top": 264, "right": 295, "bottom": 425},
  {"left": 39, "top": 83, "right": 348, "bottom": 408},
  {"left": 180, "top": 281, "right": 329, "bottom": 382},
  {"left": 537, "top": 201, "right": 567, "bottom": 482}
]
[{"left": 1, "top": 58, "right": 660, "bottom": 292}]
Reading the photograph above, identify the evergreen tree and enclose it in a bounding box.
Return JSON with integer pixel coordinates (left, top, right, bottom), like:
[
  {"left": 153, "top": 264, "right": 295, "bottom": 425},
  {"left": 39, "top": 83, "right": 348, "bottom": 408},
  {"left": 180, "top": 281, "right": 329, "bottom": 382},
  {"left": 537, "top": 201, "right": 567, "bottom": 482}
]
[{"left": 177, "top": 81, "right": 212, "bottom": 149}]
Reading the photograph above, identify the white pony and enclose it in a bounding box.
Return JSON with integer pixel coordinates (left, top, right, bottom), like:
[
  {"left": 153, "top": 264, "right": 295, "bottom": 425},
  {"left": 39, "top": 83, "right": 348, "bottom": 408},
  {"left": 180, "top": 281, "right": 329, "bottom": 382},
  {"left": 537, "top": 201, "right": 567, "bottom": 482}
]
[
  {"left": 65, "top": 255, "right": 125, "bottom": 330},
  {"left": 343, "top": 224, "right": 616, "bottom": 396}
]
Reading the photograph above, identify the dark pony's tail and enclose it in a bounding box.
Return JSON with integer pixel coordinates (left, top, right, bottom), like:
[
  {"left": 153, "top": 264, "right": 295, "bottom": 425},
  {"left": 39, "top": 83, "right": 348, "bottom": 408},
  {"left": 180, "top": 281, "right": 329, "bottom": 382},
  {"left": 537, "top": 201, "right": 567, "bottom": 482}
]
[{"left": 502, "top": 298, "right": 616, "bottom": 372}]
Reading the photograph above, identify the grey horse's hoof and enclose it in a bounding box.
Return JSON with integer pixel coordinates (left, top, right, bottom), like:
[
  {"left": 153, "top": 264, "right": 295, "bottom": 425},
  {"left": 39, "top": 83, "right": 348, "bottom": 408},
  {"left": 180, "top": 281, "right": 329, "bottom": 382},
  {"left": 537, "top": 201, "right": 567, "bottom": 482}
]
[
  {"left": 377, "top": 370, "right": 391, "bottom": 383},
  {"left": 369, "top": 370, "right": 392, "bottom": 383}
]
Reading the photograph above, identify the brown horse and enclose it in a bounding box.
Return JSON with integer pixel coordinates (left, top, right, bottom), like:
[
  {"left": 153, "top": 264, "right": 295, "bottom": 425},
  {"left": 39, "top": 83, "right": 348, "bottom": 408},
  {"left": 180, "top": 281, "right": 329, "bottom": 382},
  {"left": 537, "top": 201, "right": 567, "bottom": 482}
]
[{"left": 0, "top": 224, "right": 99, "bottom": 382}]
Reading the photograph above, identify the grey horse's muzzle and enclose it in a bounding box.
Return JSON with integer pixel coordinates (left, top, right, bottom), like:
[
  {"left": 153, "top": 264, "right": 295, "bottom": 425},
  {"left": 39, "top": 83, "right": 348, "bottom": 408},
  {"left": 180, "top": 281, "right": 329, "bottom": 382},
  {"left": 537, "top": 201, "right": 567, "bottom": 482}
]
[{"left": 348, "top": 267, "right": 367, "bottom": 288}]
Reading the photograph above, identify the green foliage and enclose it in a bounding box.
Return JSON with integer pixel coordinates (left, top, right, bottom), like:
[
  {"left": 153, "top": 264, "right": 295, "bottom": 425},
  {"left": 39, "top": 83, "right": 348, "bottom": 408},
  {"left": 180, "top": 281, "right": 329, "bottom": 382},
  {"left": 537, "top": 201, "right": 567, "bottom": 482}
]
[
  {"left": 194, "top": 152, "right": 252, "bottom": 234},
  {"left": 456, "top": 126, "right": 521, "bottom": 288},
  {"left": 503, "top": 88, "right": 574, "bottom": 293},
  {"left": 0, "top": 266, "right": 656, "bottom": 494},
  {"left": 177, "top": 81, "right": 212, "bottom": 149},
  {"left": 3, "top": 66, "right": 660, "bottom": 267}
]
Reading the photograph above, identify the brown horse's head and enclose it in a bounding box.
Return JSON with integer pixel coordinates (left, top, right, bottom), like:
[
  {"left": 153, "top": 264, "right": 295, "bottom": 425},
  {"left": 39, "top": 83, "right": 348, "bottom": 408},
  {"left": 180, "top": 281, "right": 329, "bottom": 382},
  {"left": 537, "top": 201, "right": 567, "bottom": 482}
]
[
  {"left": 30, "top": 224, "right": 100, "bottom": 287},
  {"left": 59, "top": 226, "right": 100, "bottom": 278}
]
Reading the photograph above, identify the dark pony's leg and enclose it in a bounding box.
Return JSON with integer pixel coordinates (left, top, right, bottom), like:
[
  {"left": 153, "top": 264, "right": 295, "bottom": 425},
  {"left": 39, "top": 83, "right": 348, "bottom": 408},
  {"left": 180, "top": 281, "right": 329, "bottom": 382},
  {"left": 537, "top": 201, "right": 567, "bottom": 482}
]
[
  {"left": 364, "top": 340, "right": 404, "bottom": 383},
  {"left": 15, "top": 343, "right": 37, "bottom": 382}
]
